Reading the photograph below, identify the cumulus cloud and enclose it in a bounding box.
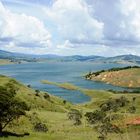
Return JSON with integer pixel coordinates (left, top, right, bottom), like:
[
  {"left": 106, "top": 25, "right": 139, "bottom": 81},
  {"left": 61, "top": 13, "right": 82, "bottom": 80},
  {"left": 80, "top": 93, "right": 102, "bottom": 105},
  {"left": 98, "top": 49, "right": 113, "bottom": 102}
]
[
  {"left": 44, "top": 0, "right": 104, "bottom": 43},
  {"left": 0, "top": 41, "right": 56, "bottom": 55},
  {"left": 0, "top": 1, "right": 51, "bottom": 52},
  {"left": 89, "top": 0, "right": 140, "bottom": 43},
  {"left": 0, "top": 0, "right": 140, "bottom": 56},
  {"left": 119, "top": 0, "right": 140, "bottom": 41}
]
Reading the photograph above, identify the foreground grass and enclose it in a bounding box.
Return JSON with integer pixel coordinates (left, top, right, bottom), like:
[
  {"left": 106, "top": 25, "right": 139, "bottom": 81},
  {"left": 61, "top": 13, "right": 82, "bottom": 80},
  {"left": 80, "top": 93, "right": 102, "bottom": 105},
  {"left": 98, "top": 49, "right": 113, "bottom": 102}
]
[
  {"left": 1, "top": 76, "right": 140, "bottom": 140},
  {"left": 2, "top": 109, "right": 140, "bottom": 140}
]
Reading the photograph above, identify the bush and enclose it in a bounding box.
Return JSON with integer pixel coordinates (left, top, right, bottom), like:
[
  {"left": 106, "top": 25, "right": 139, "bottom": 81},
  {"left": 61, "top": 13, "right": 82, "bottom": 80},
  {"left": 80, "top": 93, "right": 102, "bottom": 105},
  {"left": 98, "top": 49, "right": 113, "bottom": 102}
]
[
  {"left": 100, "top": 96, "right": 129, "bottom": 112},
  {"left": 85, "top": 96, "right": 130, "bottom": 140},
  {"left": 43, "top": 93, "right": 50, "bottom": 100},
  {"left": 68, "top": 109, "right": 82, "bottom": 125},
  {"left": 128, "top": 106, "right": 136, "bottom": 113},
  {"left": 85, "top": 110, "right": 106, "bottom": 124},
  {"left": 63, "top": 100, "right": 67, "bottom": 104},
  {"left": 34, "top": 123, "right": 48, "bottom": 132},
  {"left": 27, "top": 85, "right": 31, "bottom": 88},
  {"left": 35, "top": 90, "right": 40, "bottom": 94}
]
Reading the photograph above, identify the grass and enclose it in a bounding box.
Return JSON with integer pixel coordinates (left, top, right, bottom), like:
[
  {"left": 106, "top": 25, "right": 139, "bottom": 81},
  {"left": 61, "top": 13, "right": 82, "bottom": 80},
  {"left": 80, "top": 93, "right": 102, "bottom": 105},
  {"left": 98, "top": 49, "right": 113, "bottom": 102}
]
[
  {"left": 1, "top": 75, "right": 140, "bottom": 140},
  {"left": 41, "top": 80, "right": 79, "bottom": 90},
  {"left": 86, "top": 68, "right": 140, "bottom": 88},
  {"left": 0, "top": 75, "right": 74, "bottom": 112},
  {"left": 0, "top": 59, "right": 16, "bottom": 65}
]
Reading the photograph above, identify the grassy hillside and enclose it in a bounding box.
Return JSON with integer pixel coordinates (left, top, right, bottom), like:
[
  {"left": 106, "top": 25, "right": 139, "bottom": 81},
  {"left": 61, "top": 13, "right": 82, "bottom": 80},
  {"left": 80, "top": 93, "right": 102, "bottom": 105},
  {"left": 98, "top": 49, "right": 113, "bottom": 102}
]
[
  {"left": 0, "top": 59, "right": 16, "bottom": 65},
  {"left": 85, "top": 67, "right": 140, "bottom": 88},
  {"left": 0, "top": 75, "right": 74, "bottom": 112},
  {"left": 1, "top": 75, "right": 140, "bottom": 140}
]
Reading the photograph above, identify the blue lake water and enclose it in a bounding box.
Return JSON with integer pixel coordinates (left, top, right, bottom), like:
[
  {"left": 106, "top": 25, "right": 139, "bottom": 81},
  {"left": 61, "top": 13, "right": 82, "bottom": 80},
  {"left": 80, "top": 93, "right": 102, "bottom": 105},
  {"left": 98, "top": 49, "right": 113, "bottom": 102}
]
[{"left": 0, "top": 62, "right": 130, "bottom": 103}]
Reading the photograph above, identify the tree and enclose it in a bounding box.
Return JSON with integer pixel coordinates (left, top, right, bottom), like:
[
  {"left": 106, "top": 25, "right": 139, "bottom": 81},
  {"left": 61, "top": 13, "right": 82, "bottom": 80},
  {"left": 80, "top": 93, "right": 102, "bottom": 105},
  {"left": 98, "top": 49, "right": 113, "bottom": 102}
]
[
  {"left": 85, "top": 110, "right": 106, "bottom": 124},
  {"left": 97, "top": 122, "right": 121, "bottom": 140},
  {"left": 128, "top": 97, "right": 137, "bottom": 113},
  {"left": 100, "top": 96, "right": 129, "bottom": 112},
  {"left": 34, "top": 123, "right": 48, "bottom": 132},
  {"left": 35, "top": 89, "right": 40, "bottom": 94},
  {"left": 128, "top": 106, "right": 136, "bottom": 113},
  {"left": 0, "top": 84, "right": 29, "bottom": 133},
  {"left": 85, "top": 96, "right": 129, "bottom": 140},
  {"left": 68, "top": 109, "right": 82, "bottom": 125},
  {"left": 35, "top": 90, "right": 40, "bottom": 97}
]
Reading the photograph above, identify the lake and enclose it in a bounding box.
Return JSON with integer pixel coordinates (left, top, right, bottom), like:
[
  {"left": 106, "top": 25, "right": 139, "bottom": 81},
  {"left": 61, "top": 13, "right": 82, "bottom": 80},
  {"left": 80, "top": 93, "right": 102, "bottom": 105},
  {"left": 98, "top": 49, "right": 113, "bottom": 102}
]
[{"left": 0, "top": 62, "right": 129, "bottom": 103}]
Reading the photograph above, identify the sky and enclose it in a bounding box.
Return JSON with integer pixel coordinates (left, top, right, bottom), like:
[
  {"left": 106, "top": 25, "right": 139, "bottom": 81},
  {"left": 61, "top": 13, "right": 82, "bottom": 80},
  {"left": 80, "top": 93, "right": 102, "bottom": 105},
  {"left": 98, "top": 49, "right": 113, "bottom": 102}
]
[{"left": 0, "top": 0, "right": 140, "bottom": 56}]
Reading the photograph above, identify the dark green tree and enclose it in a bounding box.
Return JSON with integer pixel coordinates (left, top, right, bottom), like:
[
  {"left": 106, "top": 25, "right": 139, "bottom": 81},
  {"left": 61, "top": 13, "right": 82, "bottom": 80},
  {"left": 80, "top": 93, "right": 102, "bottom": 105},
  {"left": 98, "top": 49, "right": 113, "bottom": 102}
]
[
  {"left": 85, "top": 96, "right": 129, "bottom": 140},
  {"left": 100, "top": 96, "right": 129, "bottom": 112},
  {"left": 0, "top": 84, "right": 29, "bottom": 133},
  {"left": 85, "top": 110, "right": 106, "bottom": 124}
]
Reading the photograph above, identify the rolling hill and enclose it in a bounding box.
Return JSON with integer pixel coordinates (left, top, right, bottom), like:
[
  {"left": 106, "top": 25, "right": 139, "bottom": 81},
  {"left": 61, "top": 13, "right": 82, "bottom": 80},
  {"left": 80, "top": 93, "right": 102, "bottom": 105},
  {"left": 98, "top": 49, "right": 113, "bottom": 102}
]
[
  {"left": 104, "top": 54, "right": 140, "bottom": 64},
  {"left": 0, "top": 49, "right": 140, "bottom": 64},
  {"left": 1, "top": 74, "right": 140, "bottom": 140}
]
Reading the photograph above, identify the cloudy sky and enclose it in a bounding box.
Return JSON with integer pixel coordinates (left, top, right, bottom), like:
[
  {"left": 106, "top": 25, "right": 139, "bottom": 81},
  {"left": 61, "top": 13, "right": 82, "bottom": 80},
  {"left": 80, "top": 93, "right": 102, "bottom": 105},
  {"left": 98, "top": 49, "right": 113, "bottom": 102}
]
[{"left": 0, "top": 0, "right": 140, "bottom": 56}]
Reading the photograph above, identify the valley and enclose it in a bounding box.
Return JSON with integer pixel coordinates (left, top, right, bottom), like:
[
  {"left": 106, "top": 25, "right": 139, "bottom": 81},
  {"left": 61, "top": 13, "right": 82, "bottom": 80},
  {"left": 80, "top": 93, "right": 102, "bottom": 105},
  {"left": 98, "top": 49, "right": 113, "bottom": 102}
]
[{"left": 0, "top": 66, "right": 140, "bottom": 140}]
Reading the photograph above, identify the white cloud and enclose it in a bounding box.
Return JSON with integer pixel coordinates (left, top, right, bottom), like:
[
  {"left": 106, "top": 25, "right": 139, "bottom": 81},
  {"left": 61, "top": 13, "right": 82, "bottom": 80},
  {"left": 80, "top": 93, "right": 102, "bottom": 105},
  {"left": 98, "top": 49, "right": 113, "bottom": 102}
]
[
  {"left": 57, "top": 40, "right": 74, "bottom": 49},
  {"left": 1, "top": 0, "right": 140, "bottom": 56},
  {"left": 90, "top": 0, "right": 140, "bottom": 42},
  {"left": 0, "top": 41, "right": 55, "bottom": 55},
  {"left": 0, "top": 1, "right": 51, "bottom": 50},
  {"left": 55, "top": 42, "right": 140, "bottom": 56},
  {"left": 119, "top": 0, "right": 140, "bottom": 41},
  {"left": 44, "top": 0, "right": 104, "bottom": 43}
]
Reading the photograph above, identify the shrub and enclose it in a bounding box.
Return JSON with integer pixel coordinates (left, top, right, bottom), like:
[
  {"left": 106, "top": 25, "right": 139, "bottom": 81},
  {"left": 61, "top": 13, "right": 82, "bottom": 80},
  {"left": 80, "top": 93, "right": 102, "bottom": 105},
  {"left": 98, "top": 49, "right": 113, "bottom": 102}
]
[
  {"left": 34, "top": 123, "right": 48, "bottom": 132},
  {"left": 27, "top": 85, "right": 31, "bottom": 88},
  {"left": 35, "top": 93, "right": 40, "bottom": 97},
  {"left": 128, "top": 106, "right": 136, "bottom": 113},
  {"left": 63, "top": 100, "right": 67, "bottom": 104},
  {"left": 85, "top": 96, "right": 130, "bottom": 140},
  {"left": 100, "top": 96, "right": 129, "bottom": 112},
  {"left": 35, "top": 90, "right": 40, "bottom": 94},
  {"left": 43, "top": 93, "right": 50, "bottom": 100},
  {"left": 68, "top": 109, "right": 82, "bottom": 125},
  {"left": 85, "top": 110, "right": 106, "bottom": 124}
]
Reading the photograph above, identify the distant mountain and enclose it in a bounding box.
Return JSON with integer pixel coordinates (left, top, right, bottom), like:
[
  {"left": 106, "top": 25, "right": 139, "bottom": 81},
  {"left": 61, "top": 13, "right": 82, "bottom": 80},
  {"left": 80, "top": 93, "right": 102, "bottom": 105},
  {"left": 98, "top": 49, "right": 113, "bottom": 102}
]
[
  {"left": 0, "top": 50, "right": 15, "bottom": 58},
  {"left": 0, "top": 50, "right": 39, "bottom": 62},
  {"left": 104, "top": 54, "right": 140, "bottom": 64},
  {"left": 0, "top": 50, "right": 140, "bottom": 64},
  {"left": 0, "top": 50, "right": 32, "bottom": 58},
  {"left": 53, "top": 55, "right": 104, "bottom": 62},
  {"left": 0, "top": 50, "right": 104, "bottom": 62},
  {"left": 0, "top": 50, "right": 61, "bottom": 59}
]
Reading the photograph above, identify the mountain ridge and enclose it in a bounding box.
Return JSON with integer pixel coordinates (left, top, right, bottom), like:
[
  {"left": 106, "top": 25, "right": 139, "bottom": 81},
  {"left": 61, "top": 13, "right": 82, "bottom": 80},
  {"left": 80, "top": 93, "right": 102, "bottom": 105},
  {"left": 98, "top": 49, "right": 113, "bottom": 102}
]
[{"left": 0, "top": 50, "right": 140, "bottom": 64}]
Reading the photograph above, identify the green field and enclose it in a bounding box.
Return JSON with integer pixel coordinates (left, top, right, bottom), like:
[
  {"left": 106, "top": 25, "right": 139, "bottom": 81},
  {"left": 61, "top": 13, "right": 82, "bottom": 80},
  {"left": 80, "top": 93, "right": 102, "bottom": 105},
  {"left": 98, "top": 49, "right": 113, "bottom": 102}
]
[{"left": 1, "top": 75, "right": 140, "bottom": 140}]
